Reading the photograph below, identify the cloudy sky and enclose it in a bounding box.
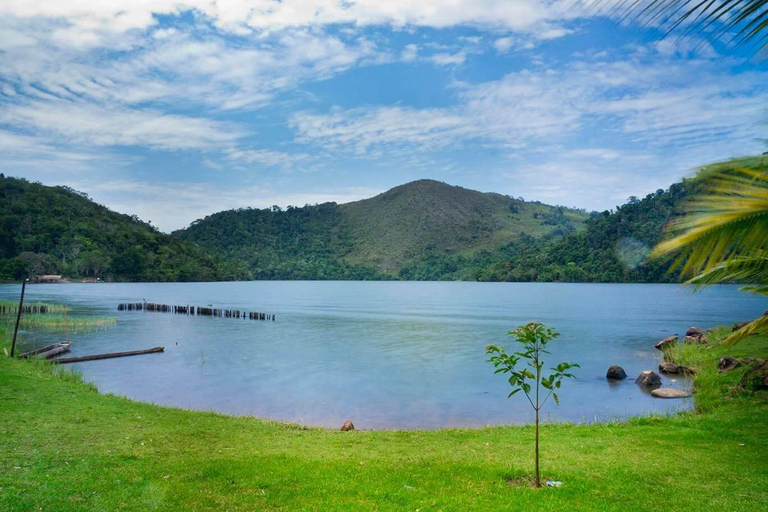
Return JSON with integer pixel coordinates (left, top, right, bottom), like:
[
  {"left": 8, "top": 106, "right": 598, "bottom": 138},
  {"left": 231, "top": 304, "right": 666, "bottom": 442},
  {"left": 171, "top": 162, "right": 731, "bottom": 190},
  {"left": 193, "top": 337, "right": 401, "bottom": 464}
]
[{"left": 1, "top": 1, "right": 766, "bottom": 232}]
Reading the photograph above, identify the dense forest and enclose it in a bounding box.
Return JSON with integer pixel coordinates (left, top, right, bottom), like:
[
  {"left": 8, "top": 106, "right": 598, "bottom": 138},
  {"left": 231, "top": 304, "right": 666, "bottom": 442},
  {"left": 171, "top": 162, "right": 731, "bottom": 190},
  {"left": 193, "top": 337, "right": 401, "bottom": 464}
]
[
  {"left": 440, "top": 180, "right": 695, "bottom": 282},
  {"left": 0, "top": 175, "right": 245, "bottom": 282},
  {"left": 174, "top": 179, "right": 589, "bottom": 279},
  {"left": 0, "top": 175, "right": 694, "bottom": 283}
]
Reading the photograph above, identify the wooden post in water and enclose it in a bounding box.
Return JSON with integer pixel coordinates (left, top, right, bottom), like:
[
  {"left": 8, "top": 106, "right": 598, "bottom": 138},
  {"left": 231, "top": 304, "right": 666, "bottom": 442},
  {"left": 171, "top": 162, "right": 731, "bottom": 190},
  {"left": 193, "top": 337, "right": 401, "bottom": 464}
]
[{"left": 10, "top": 278, "right": 28, "bottom": 358}]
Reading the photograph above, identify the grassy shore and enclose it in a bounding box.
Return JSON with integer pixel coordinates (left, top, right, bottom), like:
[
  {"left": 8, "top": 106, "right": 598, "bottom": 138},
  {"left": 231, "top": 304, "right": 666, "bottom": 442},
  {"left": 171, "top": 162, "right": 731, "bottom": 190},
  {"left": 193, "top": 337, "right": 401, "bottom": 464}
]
[{"left": 0, "top": 326, "right": 765, "bottom": 511}]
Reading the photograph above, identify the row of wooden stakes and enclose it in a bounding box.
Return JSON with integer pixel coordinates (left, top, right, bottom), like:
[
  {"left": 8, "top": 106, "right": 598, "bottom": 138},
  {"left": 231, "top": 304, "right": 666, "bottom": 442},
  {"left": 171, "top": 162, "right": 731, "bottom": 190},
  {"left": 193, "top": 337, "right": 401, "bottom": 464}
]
[
  {"left": 117, "top": 302, "right": 275, "bottom": 321},
  {"left": 0, "top": 304, "right": 52, "bottom": 315}
]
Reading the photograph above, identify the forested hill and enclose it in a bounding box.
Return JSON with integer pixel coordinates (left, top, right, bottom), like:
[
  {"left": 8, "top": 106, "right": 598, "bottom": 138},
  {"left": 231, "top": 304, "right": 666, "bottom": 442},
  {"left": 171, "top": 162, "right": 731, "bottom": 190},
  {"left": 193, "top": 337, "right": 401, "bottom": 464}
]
[
  {"left": 0, "top": 174, "right": 695, "bottom": 283},
  {"left": 0, "top": 175, "right": 244, "bottom": 282},
  {"left": 173, "top": 179, "right": 589, "bottom": 280},
  {"left": 454, "top": 179, "right": 698, "bottom": 283}
]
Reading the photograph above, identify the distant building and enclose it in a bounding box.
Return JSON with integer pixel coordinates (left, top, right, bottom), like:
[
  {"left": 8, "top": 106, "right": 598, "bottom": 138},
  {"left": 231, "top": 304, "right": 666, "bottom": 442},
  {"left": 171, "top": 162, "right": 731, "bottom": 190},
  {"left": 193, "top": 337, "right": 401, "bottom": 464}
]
[{"left": 32, "top": 275, "right": 63, "bottom": 283}]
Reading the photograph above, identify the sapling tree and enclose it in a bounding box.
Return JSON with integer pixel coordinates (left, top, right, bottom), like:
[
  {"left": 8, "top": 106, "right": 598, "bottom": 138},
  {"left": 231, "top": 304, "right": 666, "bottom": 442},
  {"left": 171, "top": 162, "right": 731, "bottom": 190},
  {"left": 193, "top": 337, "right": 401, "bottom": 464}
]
[{"left": 486, "top": 322, "right": 579, "bottom": 488}]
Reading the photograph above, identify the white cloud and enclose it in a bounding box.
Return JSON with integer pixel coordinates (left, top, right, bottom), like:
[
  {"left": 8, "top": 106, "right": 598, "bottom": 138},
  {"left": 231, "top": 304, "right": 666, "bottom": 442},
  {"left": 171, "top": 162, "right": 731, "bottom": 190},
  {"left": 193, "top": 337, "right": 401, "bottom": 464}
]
[
  {"left": 289, "top": 51, "right": 766, "bottom": 157},
  {"left": 494, "top": 37, "right": 513, "bottom": 53},
  {"left": 0, "top": 101, "right": 243, "bottom": 150},
  {"left": 291, "top": 107, "right": 470, "bottom": 154},
  {"left": 225, "top": 148, "right": 312, "bottom": 167},
  {"left": 430, "top": 51, "right": 467, "bottom": 66},
  {"left": 0, "top": 1, "right": 574, "bottom": 35},
  {"left": 401, "top": 44, "right": 419, "bottom": 62}
]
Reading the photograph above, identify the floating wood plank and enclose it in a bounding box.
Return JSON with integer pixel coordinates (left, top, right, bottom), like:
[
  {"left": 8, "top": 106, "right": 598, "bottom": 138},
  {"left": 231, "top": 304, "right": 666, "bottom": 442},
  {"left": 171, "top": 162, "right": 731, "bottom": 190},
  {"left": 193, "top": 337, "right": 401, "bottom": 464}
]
[
  {"left": 52, "top": 346, "right": 164, "bottom": 364},
  {"left": 18, "top": 342, "right": 70, "bottom": 359}
]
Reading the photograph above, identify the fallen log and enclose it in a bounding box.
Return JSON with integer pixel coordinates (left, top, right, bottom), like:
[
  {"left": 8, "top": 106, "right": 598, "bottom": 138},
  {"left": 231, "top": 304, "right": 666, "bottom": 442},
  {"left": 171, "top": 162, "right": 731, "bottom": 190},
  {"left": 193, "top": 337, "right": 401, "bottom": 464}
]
[
  {"left": 52, "top": 346, "right": 164, "bottom": 364},
  {"left": 40, "top": 343, "right": 71, "bottom": 359},
  {"left": 18, "top": 342, "right": 67, "bottom": 359}
]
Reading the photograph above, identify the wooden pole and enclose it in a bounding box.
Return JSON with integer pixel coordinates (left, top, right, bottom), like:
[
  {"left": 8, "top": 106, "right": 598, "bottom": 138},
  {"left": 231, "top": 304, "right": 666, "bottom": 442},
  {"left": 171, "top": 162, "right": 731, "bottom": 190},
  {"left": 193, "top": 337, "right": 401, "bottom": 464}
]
[
  {"left": 52, "top": 346, "right": 164, "bottom": 364},
  {"left": 10, "top": 279, "right": 27, "bottom": 358}
]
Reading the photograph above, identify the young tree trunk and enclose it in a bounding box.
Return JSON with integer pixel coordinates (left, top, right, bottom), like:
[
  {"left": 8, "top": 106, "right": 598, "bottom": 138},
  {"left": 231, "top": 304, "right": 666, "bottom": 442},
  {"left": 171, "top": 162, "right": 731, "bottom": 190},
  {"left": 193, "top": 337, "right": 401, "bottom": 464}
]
[{"left": 535, "top": 407, "right": 540, "bottom": 488}]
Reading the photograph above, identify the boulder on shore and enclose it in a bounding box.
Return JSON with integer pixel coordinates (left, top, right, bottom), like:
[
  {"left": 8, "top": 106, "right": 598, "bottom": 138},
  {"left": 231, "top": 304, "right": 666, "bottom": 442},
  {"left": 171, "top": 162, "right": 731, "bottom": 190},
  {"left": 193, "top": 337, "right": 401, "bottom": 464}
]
[
  {"left": 635, "top": 370, "right": 662, "bottom": 389},
  {"left": 654, "top": 336, "right": 678, "bottom": 351},
  {"left": 651, "top": 388, "right": 691, "bottom": 399},
  {"left": 685, "top": 334, "right": 708, "bottom": 344},
  {"left": 340, "top": 420, "right": 355, "bottom": 431},
  {"left": 686, "top": 327, "right": 705, "bottom": 337},
  {"left": 659, "top": 362, "right": 692, "bottom": 375},
  {"left": 740, "top": 361, "right": 768, "bottom": 391},
  {"left": 606, "top": 365, "right": 627, "bottom": 380},
  {"left": 718, "top": 356, "right": 741, "bottom": 373}
]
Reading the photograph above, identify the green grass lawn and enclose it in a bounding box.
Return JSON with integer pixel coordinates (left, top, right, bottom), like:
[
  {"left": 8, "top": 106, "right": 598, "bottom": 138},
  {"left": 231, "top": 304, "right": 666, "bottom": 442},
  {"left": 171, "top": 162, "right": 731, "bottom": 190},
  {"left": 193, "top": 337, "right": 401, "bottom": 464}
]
[{"left": 0, "top": 326, "right": 765, "bottom": 511}]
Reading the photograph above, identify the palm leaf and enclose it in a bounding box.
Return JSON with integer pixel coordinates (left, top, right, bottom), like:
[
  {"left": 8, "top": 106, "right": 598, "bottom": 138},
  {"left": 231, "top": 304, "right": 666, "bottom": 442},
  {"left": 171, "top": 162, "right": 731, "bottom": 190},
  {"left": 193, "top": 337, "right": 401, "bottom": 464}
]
[
  {"left": 687, "top": 256, "right": 768, "bottom": 292},
  {"left": 651, "top": 157, "right": 768, "bottom": 281},
  {"left": 724, "top": 313, "right": 768, "bottom": 346},
  {"left": 603, "top": 0, "right": 768, "bottom": 59}
]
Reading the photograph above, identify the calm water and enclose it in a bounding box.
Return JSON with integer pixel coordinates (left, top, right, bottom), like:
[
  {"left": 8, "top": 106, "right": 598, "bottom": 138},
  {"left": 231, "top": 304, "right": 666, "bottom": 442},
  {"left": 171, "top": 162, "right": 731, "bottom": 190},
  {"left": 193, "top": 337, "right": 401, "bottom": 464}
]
[{"left": 3, "top": 282, "right": 765, "bottom": 429}]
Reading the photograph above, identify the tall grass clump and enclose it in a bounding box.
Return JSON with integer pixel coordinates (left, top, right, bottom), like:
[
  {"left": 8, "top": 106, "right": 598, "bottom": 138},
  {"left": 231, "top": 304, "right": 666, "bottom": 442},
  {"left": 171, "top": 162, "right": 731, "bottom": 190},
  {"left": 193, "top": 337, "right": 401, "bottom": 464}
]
[{"left": 664, "top": 327, "right": 767, "bottom": 412}]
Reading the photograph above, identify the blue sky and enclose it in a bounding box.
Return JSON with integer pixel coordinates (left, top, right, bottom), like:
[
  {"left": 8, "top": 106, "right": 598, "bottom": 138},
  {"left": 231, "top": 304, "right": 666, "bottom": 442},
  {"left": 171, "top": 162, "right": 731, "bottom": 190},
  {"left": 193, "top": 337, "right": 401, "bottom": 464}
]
[{"left": 0, "top": 1, "right": 766, "bottom": 231}]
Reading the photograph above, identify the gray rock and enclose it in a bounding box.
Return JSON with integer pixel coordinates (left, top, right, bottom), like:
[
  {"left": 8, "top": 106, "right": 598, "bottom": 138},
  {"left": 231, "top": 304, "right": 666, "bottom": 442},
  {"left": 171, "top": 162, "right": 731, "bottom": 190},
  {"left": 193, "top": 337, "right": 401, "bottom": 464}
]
[
  {"left": 659, "top": 362, "right": 692, "bottom": 375},
  {"left": 635, "top": 370, "right": 662, "bottom": 389},
  {"left": 651, "top": 388, "right": 692, "bottom": 399},
  {"left": 686, "top": 327, "right": 705, "bottom": 337},
  {"left": 654, "top": 335, "right": 678, "bottom": 351},
  {"left": 740, "top": 361, "right": 768, "bottom": 391},
  {"left": 340, "top": 420, "right": 355, "bottom": 431},
  {"left": 685, "top": 334, "right": 708, "bottom": 344},
  {"left": 718, "top": 356, "right": 741, "bottom": 373},
  {"left": 606, "top": 365, "right": 627, "bottom": 380}
]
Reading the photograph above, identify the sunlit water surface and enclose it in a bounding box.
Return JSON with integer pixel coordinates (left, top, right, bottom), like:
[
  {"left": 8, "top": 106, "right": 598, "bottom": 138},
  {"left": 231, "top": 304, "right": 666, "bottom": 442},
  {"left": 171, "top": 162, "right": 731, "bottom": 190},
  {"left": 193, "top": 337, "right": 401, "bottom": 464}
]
[{"left": 2, "top": 282, "right": 764, "bottom": 429}]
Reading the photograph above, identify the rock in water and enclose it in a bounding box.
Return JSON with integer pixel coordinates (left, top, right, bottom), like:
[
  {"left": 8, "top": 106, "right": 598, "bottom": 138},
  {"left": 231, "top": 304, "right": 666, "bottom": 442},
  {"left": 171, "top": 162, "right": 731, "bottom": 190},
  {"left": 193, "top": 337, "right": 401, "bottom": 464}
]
[
  {"left": 659, "top": 362, "right": 692, "bottom": 375},
  {"left": 654, "top": 336, "right": 678, "bottom": 351},
  {"left": 651, "top": 388, "right": 692, "bottom": 399},
  {"left": 606, "top": 365, "right": 627, "bottom": 380},
  {"left": 635, "top": 370, "right": 662, "bottom": 389},
  {"left": 718, "top": 356, "right": 741, "bottom": 373},
  {"left": 341, "top": 420, "right": 355, "bottom": 431}
]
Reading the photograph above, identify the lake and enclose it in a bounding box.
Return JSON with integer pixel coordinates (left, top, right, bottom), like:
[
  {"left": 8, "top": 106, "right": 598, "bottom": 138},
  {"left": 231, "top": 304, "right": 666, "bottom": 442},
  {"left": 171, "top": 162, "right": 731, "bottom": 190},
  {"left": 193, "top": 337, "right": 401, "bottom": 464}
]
[{"left": 2, "top": 282, "right": 765, "bottom": 429}]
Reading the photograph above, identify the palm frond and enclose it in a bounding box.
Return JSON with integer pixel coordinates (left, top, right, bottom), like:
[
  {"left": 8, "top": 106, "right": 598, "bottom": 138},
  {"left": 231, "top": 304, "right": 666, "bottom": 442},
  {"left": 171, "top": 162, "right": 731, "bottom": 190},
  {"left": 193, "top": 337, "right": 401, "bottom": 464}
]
[
  {"left": 724, "top": 313, "right": 768, "bottom": 346},
  {"left": 687, "top": 256, "right": 768, "bottom": 293},
  {"left": 651, "top": 157, "right": 768, "bottom": 279},
  {"left": 603, "top": 0, "right": 768, "bottom": 60}
]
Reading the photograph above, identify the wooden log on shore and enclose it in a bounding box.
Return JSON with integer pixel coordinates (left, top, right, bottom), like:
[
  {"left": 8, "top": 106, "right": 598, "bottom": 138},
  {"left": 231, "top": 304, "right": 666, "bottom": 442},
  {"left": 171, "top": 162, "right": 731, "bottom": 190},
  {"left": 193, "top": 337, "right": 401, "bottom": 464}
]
[
  {"left": 18, "top": 342, "right": 69, "bottom": 359},
  {"left": 40, "top": 343, "right": 71, "bottom": 359},
  {"left": 53, "top": 346, "right": 164, "bottom": 364}
]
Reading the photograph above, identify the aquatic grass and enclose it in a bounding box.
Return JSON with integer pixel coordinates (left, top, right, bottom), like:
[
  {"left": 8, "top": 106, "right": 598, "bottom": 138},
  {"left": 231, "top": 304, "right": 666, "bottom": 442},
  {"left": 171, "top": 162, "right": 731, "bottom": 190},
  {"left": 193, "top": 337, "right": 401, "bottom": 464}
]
[
  {"left": 0, "top": 328, "right": 765, "bottom": 511},
  {"left": 0, "top": 313, "right": 116, "bottom": 332}
]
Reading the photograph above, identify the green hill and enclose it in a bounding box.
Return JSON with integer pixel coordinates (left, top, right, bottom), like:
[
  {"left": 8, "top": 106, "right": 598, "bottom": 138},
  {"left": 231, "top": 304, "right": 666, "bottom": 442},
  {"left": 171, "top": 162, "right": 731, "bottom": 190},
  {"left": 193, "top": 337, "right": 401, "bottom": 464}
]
[
  {"left": 174, "top": 179, "right": 589, "bottom": 279},
  {"left": 0, "top": 175, "right": 244, "bottom": 282},
  {"left": 471, "top": 179, "right": 698, "bottom": 282},
  {"left": 0, "top": 174, "right": 695, "bottom": 283}
]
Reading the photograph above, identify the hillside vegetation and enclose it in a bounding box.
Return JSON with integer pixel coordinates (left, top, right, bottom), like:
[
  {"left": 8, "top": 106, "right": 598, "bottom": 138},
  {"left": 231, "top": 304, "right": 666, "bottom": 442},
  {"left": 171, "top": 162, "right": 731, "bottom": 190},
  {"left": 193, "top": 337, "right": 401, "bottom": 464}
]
[
  {"left": 0, "top": 175, "right": 244, "bottom": 282},
  {"left": 175, "top": 179, "right": 588, "bottom": 279},
  {"left": 177, "top": 178, "right": 695, "bottom": 282},
  {"left": 0, "top": 174, "right": 696, "bottom": 283}
]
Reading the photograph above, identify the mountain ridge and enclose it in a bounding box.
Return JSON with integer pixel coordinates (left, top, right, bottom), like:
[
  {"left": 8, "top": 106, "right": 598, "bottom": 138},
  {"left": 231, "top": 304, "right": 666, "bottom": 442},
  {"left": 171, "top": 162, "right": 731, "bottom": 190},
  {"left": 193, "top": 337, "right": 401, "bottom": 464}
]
[{"left": 173, "top": 178, "right": 590, "bottom": 279}]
